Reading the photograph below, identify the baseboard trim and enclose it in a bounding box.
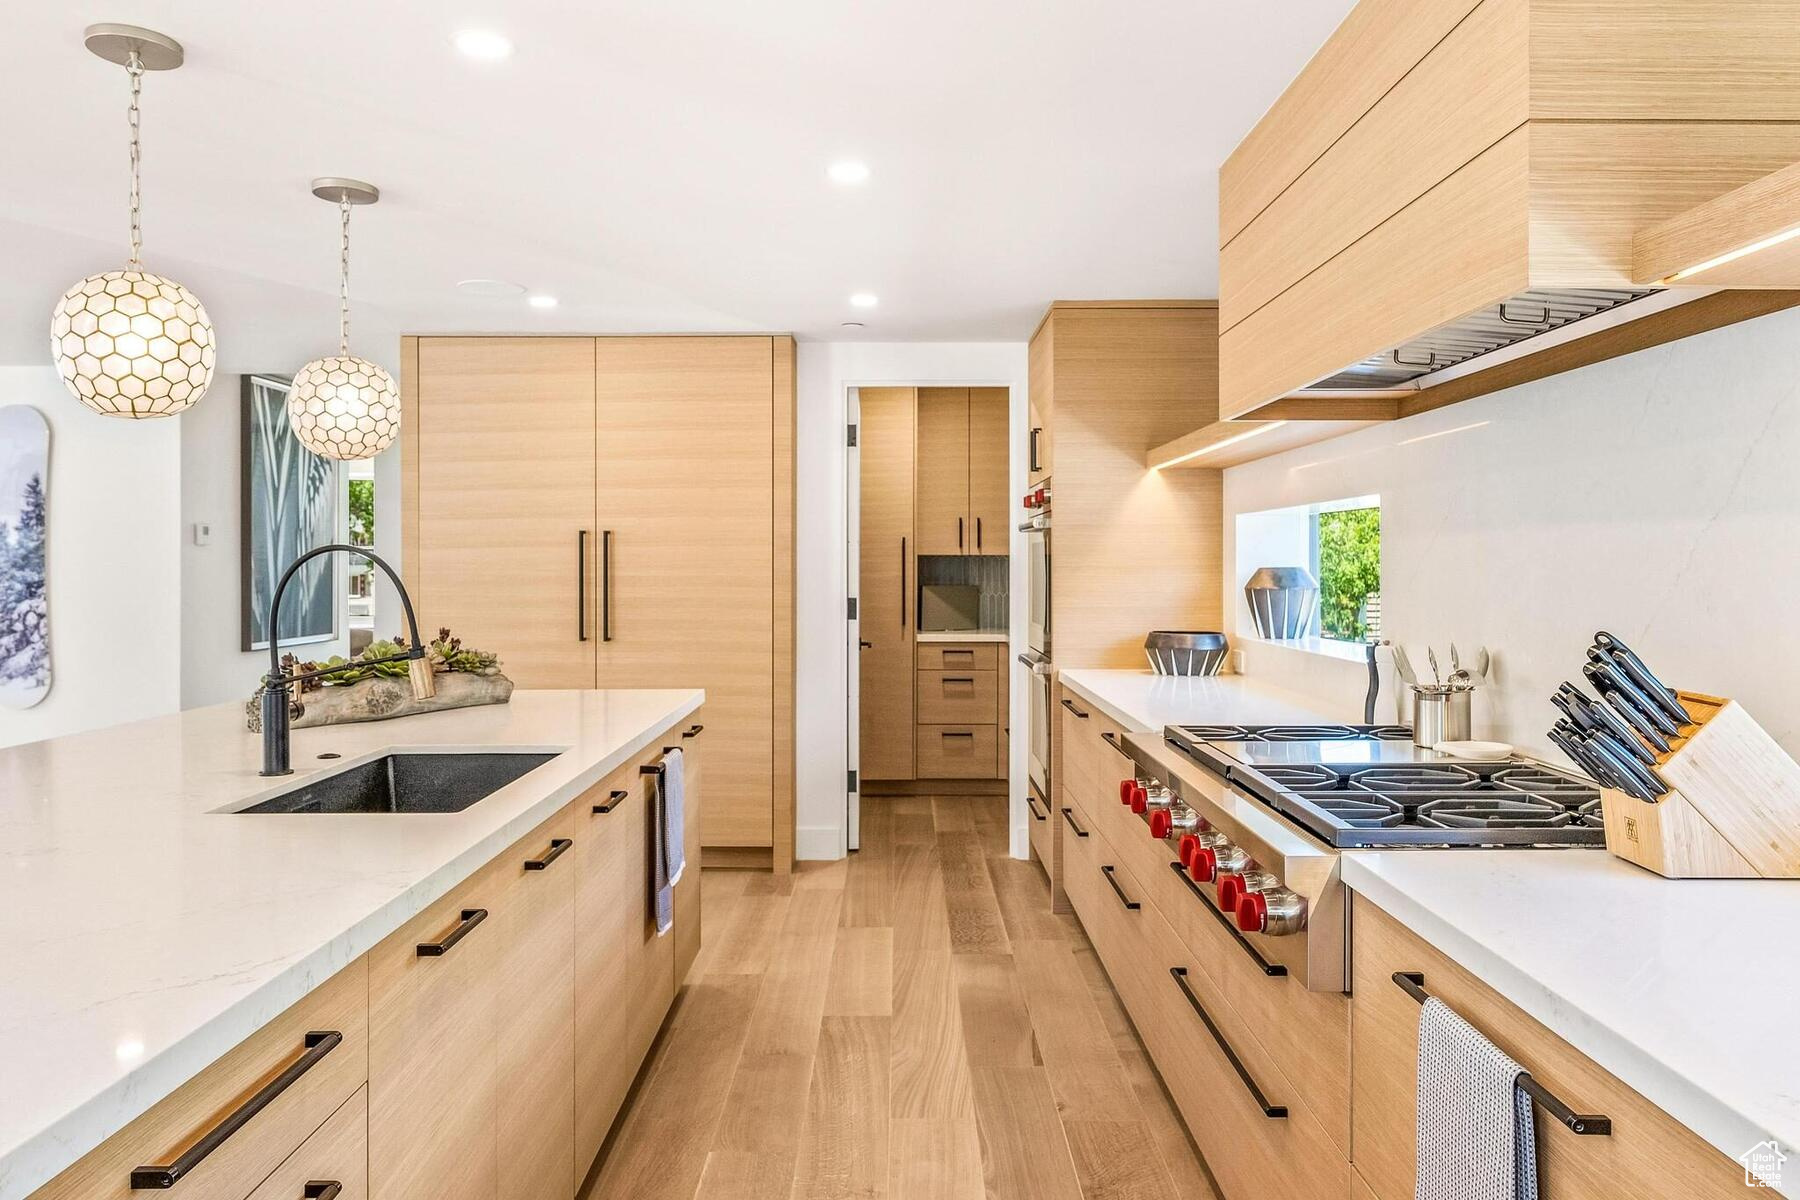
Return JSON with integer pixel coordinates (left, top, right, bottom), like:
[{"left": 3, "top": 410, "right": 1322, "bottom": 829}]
[
  {"left": 702, "top": 845, "right": 774, "bottom": 870},
  {"left": 862, "top": 778, "right": 1009, "bottom": 796}
]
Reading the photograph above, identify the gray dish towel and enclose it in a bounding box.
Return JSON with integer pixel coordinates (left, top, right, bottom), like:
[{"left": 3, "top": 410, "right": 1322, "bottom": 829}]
[
  {"left": 653, "top": 749, "right": 686, "bottom": 937},
  {"left": 1416, "top": 996, "right": 1539, "bottom": 1200}
]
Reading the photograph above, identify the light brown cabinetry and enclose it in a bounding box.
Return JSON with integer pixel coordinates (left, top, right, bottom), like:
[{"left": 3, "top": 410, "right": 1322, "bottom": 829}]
[
  {"left": 857, "top": 387, "right": 916, "bottom": 781},
  {"left": 913, "top": 641, "right": 1006, "bottom": 780},
  {"left": 405, "top": 335, "right": 794, "bottom": 869},
  {"left": 967, "top": 387, "right": 1010, "bottom": 554},
  {"left": 246, "top": 1087, "right": 368, "bottom": 1200},
  {"left": 1351, "top": 895, "right": 1743, "bottom": 1200},
  {"left": 914, "top": 387, "right": 971, "bottom": 555}
]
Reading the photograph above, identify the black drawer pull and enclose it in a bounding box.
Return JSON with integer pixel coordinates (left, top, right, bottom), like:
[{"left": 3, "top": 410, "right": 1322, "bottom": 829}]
[
  {"left": 681, "top": 723, "right": 704, "bottom": 739},
  {"left": 1099, "top": 730, "right": 1132, "bottom": 759},
  {"left": 1060, "top": 697, "right": 1089, "bottom": 719},
  {"left": 416, "top": 908, "right": 487, "bottom": 958},
  {"left": 1100, "top": 865, "right": 1140, "bottom": 911},
  {"left": 942, "top": 676, "right": 977, "bottom": 685},
  {"left": 1170, "top": 968, "right": 1287, "bottom": 1119},
  {"left": 593, "top": 788, "right": 629, "bottom": 814},
  {"left": 1168, "top": 861, "right": 1286, "bottom": 977},
  {"left": 129, "top": 1030, "right": 345, "bottom": 1188},
  {"left": 1392, "top": 972, "right": 1612, "bottom": 1135},
  {"left": 305, "top": 1185, "right": 343, "bottom": 1200},
  {"left": 524, "top": 837, "right": 572, "bottom": 871},
  {"left": 941, "top": 731, "right": 976, "bottom": 739},
  {"left": 1025, "top": 793, "right": 1047, "bottom": 821},
  {"left": 1060, "top": 807, "right": 1089, "bottom": 838}
]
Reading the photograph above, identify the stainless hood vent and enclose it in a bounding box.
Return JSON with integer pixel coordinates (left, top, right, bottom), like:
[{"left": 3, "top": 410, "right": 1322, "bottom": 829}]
[{"left": 1308, "top": 286, "right": 1662, "bottom": 390}]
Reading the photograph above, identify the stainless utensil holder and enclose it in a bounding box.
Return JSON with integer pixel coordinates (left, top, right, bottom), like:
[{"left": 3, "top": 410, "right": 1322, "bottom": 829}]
[{"left": 1410, "top": 687, "right": 1472, "bottom": 748}]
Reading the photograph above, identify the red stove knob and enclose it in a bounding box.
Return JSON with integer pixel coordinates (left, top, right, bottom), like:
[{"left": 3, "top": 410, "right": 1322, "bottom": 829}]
[
  {"left": 1118, "top": 779, "right": 1135, "bottom": 806},
  {"left": 1236, "top": 891, "right": 1269, "bottom": 933},
  {"left": 1033, "top": 488, "right": 1048, "bottom": 505},
  {"left": 1149, "top": 809, "right": 1172, "bottom": 839},
  {"left": 1188, "top": 847, "right": 1218, "bottom": 883},
  {"left": 1130, "top": 785, "right": 1149, "bottom": 814},
  {"left": 1217, "top": 872, "right": 1247, "bottom": 912},
  {"left": 1177, "top": 833, "right": 1200, "bottom": 867}
]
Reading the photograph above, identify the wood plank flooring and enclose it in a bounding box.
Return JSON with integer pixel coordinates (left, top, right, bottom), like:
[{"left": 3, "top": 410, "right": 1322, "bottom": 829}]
[{"left": 583, "top": 794, "right": 1219, "bottom": 1200}]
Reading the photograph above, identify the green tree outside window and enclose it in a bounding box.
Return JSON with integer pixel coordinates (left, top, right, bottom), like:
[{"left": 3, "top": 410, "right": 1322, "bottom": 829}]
[{"left": 1317, "top": 507, "right": 1380, "bottom": 642}]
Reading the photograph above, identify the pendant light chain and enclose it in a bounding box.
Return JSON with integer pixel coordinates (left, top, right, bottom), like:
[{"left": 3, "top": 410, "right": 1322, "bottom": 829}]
[
  {"left": 338, "top": 196, "right": 352, "bottom": 356},
  {"left": 127, "top": 50, "right": 143, "bottom": 268}
]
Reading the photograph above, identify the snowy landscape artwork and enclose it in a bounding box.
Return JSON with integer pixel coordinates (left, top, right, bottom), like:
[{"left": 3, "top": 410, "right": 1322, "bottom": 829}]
[{"left": 0, "top": 405, "right": 50, "bottom": 709}]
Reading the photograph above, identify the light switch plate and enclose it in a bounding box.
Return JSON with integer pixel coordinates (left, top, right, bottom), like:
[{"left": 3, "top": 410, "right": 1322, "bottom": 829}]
[{"left": 192, "top": 521, "right": 212, "bottom": 546}]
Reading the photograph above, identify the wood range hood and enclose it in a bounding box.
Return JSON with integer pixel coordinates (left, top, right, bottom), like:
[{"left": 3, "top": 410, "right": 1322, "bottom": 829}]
[{"left": 1151, "top": 0, "right": 1800, "bottom": 471}]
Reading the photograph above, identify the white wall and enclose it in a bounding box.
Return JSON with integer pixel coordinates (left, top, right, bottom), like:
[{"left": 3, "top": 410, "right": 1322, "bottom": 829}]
[
  {"left": 796, "top": 341, "right": 1030, "bottom": 860},
  {"left": 0, "top": 367, "right": 181, "bottom": 748},
  {"left": 179, "top": 374, "right": 351, "bottom": 710},
  {"left": 1224, "top": 304, "right": 1800, "bottom": 763}
]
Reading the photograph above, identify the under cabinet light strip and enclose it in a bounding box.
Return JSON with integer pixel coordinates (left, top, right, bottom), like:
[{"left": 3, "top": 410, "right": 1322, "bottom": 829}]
[{"left": 1151, "top": 421, "right": 1289, "bottom": 470}]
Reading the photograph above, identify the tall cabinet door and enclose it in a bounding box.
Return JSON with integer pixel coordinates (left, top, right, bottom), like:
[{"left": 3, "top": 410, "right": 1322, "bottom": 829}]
[
  {"left": 595, "top": 336, "right": 774, "bottom": 848},
  {"left": 967, "top": 387, "right": 1010, "bottom": 555},
  {"left": 415, "top": 337, "right": 597, "bottom": 688},
  {"left": 914, "top": 387, "right": 970, "bottom": 555},
  {"left": 858, "top": 387, "right": 915, "bottom": 780}
]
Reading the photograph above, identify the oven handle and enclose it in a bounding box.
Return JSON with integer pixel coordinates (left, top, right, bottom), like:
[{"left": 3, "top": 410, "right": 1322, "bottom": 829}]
[
  {"left": 1393, "top": 972, "right": 1611, "bottom": 1135},
  {"left": 1168, "top": 861, "right": 1286, "bottom": 976},
  {"left": 1017, "top": 654, "right": 1052, "bottom": 676},
  {"left": 1170, "top": 968, "right": 1287, "bottom": 1119}
]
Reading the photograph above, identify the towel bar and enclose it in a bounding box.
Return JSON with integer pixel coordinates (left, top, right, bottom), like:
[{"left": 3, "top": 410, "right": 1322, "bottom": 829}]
[{"left": 1393, "top": 972, "right": 1612, "bottom": 1135}]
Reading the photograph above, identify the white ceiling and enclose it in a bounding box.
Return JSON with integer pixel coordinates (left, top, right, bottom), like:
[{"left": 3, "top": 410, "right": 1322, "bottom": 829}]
[{"left": 1, "top": 1, "right": 1355, "bottom": 369}]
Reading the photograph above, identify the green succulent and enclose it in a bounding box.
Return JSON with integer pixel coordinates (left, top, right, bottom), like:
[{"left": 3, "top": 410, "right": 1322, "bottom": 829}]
[{"left": 258, "top": 626, "right": 502, "bottom": 694}]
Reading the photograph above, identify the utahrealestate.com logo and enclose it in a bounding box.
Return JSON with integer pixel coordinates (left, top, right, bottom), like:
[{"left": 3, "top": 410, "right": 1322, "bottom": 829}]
[{"left": 1740, "top": 1140, "right": 1787, "bottom": 1189}]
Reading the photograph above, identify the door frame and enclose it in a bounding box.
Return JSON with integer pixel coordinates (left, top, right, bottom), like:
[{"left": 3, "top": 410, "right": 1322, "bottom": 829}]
[{"left": 843, "top": 378, "right": 1028, "bottom": 859}]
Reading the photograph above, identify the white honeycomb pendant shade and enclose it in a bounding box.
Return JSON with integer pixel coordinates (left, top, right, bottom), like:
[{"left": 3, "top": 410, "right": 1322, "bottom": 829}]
[
  {"left": 288, "top": 355, "right": 399, "bottom": 460},
  {"left": 51, "top": 270, "right": 216, "bottom": 418}
]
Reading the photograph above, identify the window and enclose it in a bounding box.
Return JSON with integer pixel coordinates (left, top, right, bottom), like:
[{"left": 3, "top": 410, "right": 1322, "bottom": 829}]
[
  {"left": 345, "top": 467, "right": 376, "bottom": 654},
  {"left": 1313, "top": 502, "right": 1381, "bottom": 642}
]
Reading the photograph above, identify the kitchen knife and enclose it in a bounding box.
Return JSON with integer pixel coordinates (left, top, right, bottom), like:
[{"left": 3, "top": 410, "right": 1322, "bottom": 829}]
[
  {"left": 1585, "top": 652, "right": 1682, "bottom": 738},
  {"left": 1552, "top": 683, "right": 1601, "bottom": 731},
  {"left": 1593, "top": 632, "right": 1693, "bottom": 727},
  {"left": 1601, "top": 685, "right": 1673, "bottom": 754},
  {"left": 1579, "top": 685, "right": 1660, "bottom": 765},
  {"left": 1581, "top": 730, "right": 1666, "bottom": 800},
  {"left": 1548, "top": 725, "right": 1611, "bottom": 786}
]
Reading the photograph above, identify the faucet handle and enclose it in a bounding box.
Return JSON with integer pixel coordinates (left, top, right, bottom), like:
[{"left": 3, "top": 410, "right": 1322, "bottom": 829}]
[{"left": 408, "top": 656, "right": 437, "bottom": 701}]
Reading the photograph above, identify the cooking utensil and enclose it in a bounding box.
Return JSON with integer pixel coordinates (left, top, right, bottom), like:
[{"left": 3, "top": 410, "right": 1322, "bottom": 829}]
[
  {"left": 1427, "top": 647, "right": 1441, "bottom": 686},
  {"left": 1593, "top": 631, "right": 1692, "bottom": 727},
  {"left": 1552, "top": 683, "right": 1600, "bottom": 732},
  {"left": 1582, "top": 689, "right": 1659, "bottom": 765},
  {"left": 1584, "top": 652, "right": 1682, "bottom": 738},
  {"left": 1601, "top": 688, "right": 1672, "bottom": 754},
  {"left": 1580, "top": 730, "right": 1664, "bottom": 800},
  {"left": 1548, "top": 724, "right": 1610, "bottom": 785},
  {"left": 1364, "top": 640, "right": 1383, "bottom": 725},
  {"left": 1392, "top": 644, "right": 1420, "bottom": 687}
]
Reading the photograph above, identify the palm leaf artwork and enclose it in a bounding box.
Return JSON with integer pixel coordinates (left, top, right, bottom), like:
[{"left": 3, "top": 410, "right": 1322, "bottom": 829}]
[{"left": 244, "top": 376, "right": 338, "bottom": 650}]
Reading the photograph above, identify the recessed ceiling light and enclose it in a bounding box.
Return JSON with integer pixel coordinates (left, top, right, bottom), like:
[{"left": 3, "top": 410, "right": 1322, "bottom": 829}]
[
  {"left": 454, "top": 29, "right": 513, "bottom": 60},
  {"left": 849, "top": 292, "right": 878, "bottom": 309},
  {"left": 527, "top": 295, "right": 558, "bottom": 309},
  {"left": 828, "top": 160, "right": 870, "bottom": 186},
  {"left": 841, "top": 321, "right": 865, "bottom": 329},
  {"left": 457, "top": 278, "right": 526, "bottom": 297}
]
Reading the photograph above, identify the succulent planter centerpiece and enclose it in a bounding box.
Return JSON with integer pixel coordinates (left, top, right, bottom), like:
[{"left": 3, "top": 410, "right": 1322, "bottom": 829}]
[{"left": 248, "top": 627, "right": 512, "bottom": 731}]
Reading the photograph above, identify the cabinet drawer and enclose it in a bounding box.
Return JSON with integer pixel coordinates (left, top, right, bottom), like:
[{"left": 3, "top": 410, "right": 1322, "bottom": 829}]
[
  {"left": 916, "top": 642, "right": 997, "bottom": 671},
  {"left": 916, "top": 725, "right": 998, "bottom": 778},
  {"left": 246, "top": 1086, "right": 367, "bottom": 1200},
  {"left": 30, "top": 960, "right": 368, "bottom": 1200},
  {"left": 1351, "top": 895, "right": 1742, "bottom": 1200},
  {"left": 916, "top": 669, "right": 999, "bottom": 724},
  {"left": 1025, "top": 781, "right": 1055, "bottom": 878}
]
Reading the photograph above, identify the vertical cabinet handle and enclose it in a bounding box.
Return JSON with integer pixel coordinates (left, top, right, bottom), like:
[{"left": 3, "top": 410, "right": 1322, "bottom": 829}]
[
  {"left": 1029, "top": 427, "right": 1041, "bottom": 473},
  {"left": 1170, "top": 968, "right": 1287, "bottom": 1119},
  {"left": 577, "top": 530, "right": 588, "bottom": 641},
  {"left": 900, "top": 536, "right": 907, "bottom": 630},
  {"left": 976, "top": 516, "right": 983, "bottom": 551},
  {"left": 958, "top": 516, "right": 964, "bottom": 550},
  {"left": 524, "top": 838, "right": 572, "bottom": 871},
  {"left": 600, "top": 530, "right": 613, "bottom": 642},
  {"left": 416, "top": 908, "right": 488, "bottom": 957},
  {"left": 128, "top": 1031, "right": 345, "bottom": 1188}
]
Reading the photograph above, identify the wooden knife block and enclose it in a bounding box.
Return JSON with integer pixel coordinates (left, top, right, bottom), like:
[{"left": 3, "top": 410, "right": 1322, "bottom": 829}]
[{"left": 1600, "top": 690, "right": 1800, "bottom": 878}]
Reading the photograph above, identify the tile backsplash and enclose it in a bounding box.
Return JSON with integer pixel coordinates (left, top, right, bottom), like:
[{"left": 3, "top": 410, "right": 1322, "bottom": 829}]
[{"left": 917, "top": 554, "right": 1010, "bottom": 630}]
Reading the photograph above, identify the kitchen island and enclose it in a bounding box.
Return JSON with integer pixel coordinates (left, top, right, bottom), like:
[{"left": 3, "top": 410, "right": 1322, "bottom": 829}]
[{"left": 0, "top": 688, "right": 703, "bottom": 1200}]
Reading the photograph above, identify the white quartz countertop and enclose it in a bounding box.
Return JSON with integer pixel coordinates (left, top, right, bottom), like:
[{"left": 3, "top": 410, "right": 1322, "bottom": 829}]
[
  {"left": 915, "top": 630, "right": 1011, "bottom": 643},
  {"left": 1344, "top": 851, "right": 1800, "bottom": 1196},
  {"left": 0, "top": 688, "right": 701, "bottom": 1200},
  {"left": 1056, "top": 668, "right": 1348, "bottom": 731}
]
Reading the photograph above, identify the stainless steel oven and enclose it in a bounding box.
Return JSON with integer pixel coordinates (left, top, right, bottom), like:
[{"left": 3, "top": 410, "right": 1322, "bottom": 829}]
[{"left": 1019, "top": 487, "right": 1051, "bottom": 799}]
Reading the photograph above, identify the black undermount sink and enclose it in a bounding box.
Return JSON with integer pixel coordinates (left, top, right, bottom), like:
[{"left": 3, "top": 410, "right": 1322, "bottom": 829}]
[{"left": 240, "top": 752, "right": 559, "bottom": 815}]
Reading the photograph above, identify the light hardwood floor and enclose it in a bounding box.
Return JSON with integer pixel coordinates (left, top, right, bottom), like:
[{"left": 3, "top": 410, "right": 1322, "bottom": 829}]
[{"left": 582, "top": 794, "right": 1219, "bottom": 1200}]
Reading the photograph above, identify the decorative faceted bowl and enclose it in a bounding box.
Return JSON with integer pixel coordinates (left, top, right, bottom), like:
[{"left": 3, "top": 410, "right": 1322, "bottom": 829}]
[
  {"left": 288, "top": 354, "right": 400, "bottom": 460},
  {"left": 51, "top": 270, "right": 215, "bottom": 417}
]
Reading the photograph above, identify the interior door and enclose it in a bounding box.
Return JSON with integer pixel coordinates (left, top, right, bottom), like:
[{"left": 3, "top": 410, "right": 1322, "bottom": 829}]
[
  {"left": 913, "top": 387, "right": 970, "bottom": 555},
  {"left": 594, "top": 336, "right": 774, "bottom": 848},
  {"left": 967, "top": 386, "right": 1010, "bottom": 555},
  {"left": 857, "top": 387, "right": 916, "bottom": 780},
  {"left": 415, "top": 337, "right": 596, "bottom": 688}
]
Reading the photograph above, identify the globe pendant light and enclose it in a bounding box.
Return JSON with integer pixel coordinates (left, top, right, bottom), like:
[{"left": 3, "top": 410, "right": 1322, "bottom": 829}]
[
  {"left": 51, "top": 25, "right": 215, "bottom": 418},
  {"left": 287, "top": 179, "right": 399, "bottom": 460}
]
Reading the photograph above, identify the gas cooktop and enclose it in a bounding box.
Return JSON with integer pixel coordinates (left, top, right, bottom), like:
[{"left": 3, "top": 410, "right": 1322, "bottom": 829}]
[{"left": 1162, "top": 725, "right": 1606, "bottom": 849}]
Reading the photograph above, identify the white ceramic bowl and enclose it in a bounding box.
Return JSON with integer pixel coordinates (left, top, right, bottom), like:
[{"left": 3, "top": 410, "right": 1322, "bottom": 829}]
[{"left": 1432, "top": 739, "right": 1513, "bottom": 761}]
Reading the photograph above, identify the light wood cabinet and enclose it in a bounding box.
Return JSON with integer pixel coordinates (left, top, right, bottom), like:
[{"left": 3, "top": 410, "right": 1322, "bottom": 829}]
[
  {"left": 412, "top": 337, "right": 597, "bottom": 689},
  {"left": 405, "top": 335, "right": 794, "bottom": 869},
  {"left": 858, "top": 387, "right": 916, "bottom": 781},
  {"left": 914, "top": 387, "right": 971, "bottom": 555},
  {"left": 1351, "top": 895, "right": 1743, "bottom": 1200},
  {"left": 1028, "top": 320, "right": 1054, "bottom": 486},
  {"left": 574, "top": 745, "right": 674, "bottom": 1172},
  {"left": 245, "top": 1087, "right": 368, "bottom": 1200},
  {"left": 967, "top": 386, "right": 1010, "bottom": 554},
  {"left": 673, "top": 721, "right": 706, "bottom": 987},
  {"left": 497, "top": 808, "right": 577, "bottom": 1200},
  {"left": 916, "top": 723, "right": 999, "bottom": 778}
]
